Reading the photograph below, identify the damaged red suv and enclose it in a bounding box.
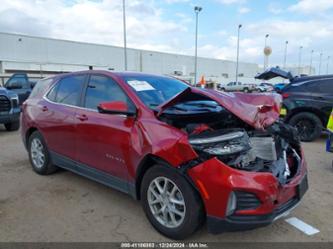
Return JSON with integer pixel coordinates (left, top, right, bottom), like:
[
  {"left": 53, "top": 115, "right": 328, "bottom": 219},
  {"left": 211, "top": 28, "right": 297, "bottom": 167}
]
[{"left": 21, "top": 71, "right": 308, "bottom": 239}]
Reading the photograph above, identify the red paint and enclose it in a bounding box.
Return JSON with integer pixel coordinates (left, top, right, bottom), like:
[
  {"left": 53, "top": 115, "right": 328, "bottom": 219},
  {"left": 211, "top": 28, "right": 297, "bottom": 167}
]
[
  {"left": 21, "top": 70, "right": 307, "bottom": 222},
  {"left": 157, "top": 87, "right": 282, "bottom": 129},
  {"left": 188, "top": 155, "right": 307, "bottom": 218},
  {"left": 98, "top": 101, "right": 128, "bottom": 113}
]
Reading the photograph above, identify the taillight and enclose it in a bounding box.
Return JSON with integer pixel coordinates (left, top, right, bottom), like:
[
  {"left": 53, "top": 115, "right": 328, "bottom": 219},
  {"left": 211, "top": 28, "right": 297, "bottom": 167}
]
[{"left": 282, "top": 93, "right": 290, "bottom": 99}]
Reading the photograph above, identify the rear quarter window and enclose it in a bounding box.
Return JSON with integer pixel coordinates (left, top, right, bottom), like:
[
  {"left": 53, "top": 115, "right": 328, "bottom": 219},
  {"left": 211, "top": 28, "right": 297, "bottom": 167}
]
[
  {"left": 29, "top": 78, "right": 54, "bottom": 99},
  {"left": 46, "top": 75, "right": 86, "bottom": 106}
]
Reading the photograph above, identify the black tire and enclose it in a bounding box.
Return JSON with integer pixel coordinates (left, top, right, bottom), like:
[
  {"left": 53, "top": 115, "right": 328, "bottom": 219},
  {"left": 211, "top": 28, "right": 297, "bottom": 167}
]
[
  {"left": 28, "top": 131, "right": 58, "bottom": 175},
  {"left": 4, "top": 121, "right": 20, "bottom": 131},
  {"left": 288, "top": 112, "right": 322, "bottom": 142},
  {"left": 221, "top": 88, "right": 226, "bottom": 92},
  {"left": 243, "top": 87, "right": 249, "bottom": 93},
  {"left": 141, "top": 165, "right": 204, "bottom": 240}
]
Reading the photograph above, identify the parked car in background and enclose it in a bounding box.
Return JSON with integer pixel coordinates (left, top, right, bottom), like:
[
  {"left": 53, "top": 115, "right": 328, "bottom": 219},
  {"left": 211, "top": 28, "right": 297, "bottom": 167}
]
[
  {"left": 256, "top": 67, "right": 333, "bottom": 141},
  {"left": 218, "top": 81, "right": 255, "bottom": 92},
  {"left": 4, "top": 73, "right": 37, "bottom": 104},
  {"left": 0, "top": 86, "right": 21, "bottom": 131},
  {"left": 256, "top": 83, "right": 274, "bottom": 92},
  {"left": 274, "top": 83, "right": 288, "bottom": 92},
  {"left": 21, "top": 70, "right": 308, "bottom": 239}
]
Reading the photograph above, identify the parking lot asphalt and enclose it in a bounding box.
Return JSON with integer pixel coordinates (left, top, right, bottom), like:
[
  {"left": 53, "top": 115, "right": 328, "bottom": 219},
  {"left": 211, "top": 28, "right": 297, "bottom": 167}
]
[{"left": 0, "top": 127, "right": 332, "bottom": 242}]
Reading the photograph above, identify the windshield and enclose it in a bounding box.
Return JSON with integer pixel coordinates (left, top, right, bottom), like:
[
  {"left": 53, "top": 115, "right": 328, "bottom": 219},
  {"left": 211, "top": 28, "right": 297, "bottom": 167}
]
[{"left": 122, "top": 75, "right": 189, "bottom": 108}]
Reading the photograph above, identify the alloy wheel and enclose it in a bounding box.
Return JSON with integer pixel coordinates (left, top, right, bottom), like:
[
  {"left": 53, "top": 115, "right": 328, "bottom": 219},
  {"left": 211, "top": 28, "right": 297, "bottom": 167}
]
[
  {"left": 295, "top": 119, "right": 315, "bottom": 140},
  {"left": 147, "top": 177, "right": 186, "bottom": 228},
  {"left": 30, "top": 138, "right": 45, "bottom": 169}
]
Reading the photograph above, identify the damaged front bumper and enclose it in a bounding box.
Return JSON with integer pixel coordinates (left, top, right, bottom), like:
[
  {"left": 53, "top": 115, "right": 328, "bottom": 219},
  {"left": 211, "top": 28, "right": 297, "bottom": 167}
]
[{"left": 186, "top": 151, "right": 308, "bottom": 234}]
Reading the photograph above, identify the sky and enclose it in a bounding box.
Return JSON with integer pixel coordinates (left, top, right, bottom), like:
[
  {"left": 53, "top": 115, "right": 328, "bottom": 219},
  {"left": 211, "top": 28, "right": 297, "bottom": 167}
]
[{"left": 1, "top": 0, "right": 333, "bottom": 73}]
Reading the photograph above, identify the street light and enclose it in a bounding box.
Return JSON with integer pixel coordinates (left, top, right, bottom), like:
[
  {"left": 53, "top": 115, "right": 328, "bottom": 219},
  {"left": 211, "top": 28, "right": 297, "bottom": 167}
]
[
  {"left": 319, "top": 52, "right": 323, "bottom": 75},
  {"left": 283, "top": 41, "right": 288, "bottom": 69},
  {"left": 309, "top": 50, "right": 314, "bottom": 75},
  {"left": 122, "top": 0, "right": 128, "bottom": 71},
  {"left": 298, "top": 46, "right": 303, "bottom": 75},
  {"left": 194, "top": 6, "right": 202, "bottom": 85},
  {"left": 327, "top": 56, "right": 330, "bottom": 74},
  {"left": 264, "top": 34, "right": 269, "bottom": 70},
  {"left": 235, "top": 24, "right": 242, "bottom": 83}
]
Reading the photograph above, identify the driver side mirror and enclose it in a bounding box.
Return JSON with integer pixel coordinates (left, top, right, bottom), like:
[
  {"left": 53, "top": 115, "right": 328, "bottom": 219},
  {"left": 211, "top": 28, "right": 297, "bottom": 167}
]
[{"left": 97, "top": 101, "right": 136, "bottom": 117}]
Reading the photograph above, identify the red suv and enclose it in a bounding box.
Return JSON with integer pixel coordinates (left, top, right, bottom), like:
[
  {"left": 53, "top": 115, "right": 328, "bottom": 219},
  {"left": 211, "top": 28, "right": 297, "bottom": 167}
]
[{"left": 21, "top": 70, "right": 308, "bottom": 239}]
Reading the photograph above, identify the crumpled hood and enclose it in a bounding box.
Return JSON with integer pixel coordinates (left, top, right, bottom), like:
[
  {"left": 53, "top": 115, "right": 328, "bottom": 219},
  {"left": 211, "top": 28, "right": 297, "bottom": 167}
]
[{"left": 156, "top": 87, "right": 282, "bottom": 130}]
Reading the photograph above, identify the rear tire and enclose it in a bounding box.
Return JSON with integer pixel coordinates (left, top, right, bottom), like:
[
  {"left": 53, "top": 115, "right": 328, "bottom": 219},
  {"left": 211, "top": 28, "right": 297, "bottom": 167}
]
[
  {"left": 288, "top": 112, "right": 322, "bottom": 142},
  {"left": 28, "top": 131, "right": 58, "bottom": 175},
  {"left": 4, "top": 121, "right": 20, "bottom": 131},
  {"left": 243, "top": 87, "right": 249, "bottom": 93},
  {"left": 141, "top": 165, "right": 204, "bottom": 240}
]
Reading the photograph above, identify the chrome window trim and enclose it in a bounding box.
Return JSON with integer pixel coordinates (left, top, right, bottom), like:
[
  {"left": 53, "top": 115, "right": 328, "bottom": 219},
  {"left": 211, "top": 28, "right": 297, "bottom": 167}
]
[
  {"left": 42, "top": 96, "right": 98, "bottom": 113},
  {"left": 42, "top": 74, "right": 131, "bottom": 117}
]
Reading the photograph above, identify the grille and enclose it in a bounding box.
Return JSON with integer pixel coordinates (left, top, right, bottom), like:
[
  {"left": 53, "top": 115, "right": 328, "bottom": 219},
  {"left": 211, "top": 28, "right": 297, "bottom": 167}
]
[
  {"left": 235, "top": 191, "right": 261, "bottom": 211},
  {"left": 0, "top": 95, "right": 11, "bottom": 112}
]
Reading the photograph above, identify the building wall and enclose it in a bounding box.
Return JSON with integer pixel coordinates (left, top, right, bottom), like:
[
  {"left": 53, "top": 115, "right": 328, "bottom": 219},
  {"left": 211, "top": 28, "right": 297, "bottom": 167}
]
[
  {"left": 0, "top": 32, "right": 314, "bottom": 85},
  {"left": 0, "top": 32, "right": 261, "bottom": 84}
]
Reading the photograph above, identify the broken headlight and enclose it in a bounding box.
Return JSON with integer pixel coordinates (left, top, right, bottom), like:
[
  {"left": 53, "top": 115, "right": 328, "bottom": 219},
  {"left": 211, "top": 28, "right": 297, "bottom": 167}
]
[{"left": 189, "top": 129, "right": 251, "bottom": 156}]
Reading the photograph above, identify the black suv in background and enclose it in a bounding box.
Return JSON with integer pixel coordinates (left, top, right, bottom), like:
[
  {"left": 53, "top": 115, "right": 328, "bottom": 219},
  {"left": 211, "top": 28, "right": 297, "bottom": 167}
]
[
  {"left": 256, "top": 67, "right": 333, "bottom": 141},
  {"left": 4, "top": 73, "right": 36, "bottom": 104},
  {"left": 0, "top": 87, "right": 20, "bottom": 131}
]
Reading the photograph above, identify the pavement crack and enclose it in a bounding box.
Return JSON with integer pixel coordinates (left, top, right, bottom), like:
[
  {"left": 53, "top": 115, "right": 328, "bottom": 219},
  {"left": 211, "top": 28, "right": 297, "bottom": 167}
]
[{"left": 112, "top": 215, "right": 131, "bottom": 242}]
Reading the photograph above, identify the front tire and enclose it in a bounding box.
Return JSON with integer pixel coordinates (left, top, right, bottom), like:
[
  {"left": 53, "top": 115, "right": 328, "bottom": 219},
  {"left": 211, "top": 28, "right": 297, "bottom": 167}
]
[
  {"left": 243, "top": 87, "right": 249, "bottom": 93},
  {"left": 4, "top": 121, "right": 20, "bottom": 131},
  {"left": 28, "top": 131, "right": 58, "bottom": 175},
  {"left": 141, "top": 165, "right": 204, "bottom": 239},
  {"left": 288, "top": 112, "right": 322, "bottom": 142}
]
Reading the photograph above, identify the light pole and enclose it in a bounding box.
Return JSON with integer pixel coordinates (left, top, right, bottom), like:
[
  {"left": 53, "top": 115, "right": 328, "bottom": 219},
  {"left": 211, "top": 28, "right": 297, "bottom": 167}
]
[
  {"left": 283, "top": 40, "right": 288, "bottom": 69},
  {"left": 309, "top": 50, "right": 314, "bottom": 75},
  {"left": 264, "top": 34, "right": 269, "bottom": 70},
  {"left": 122, "top": 0, "right": 128, "bottom": 71},
  {"left": 298, "top": 46, "right": 303, "bottom": 75},
  {"left": 319, "top": 52, "right": 323, "bottom": 75},
  {"left": 194, "top": 6, "right": 202, "bottom": 85},
  {"left": 235, "top": 24, "right": 242, "bottom": 83},
  {"left": 327, "top": 56, "right": 330, "bottom": 74}
]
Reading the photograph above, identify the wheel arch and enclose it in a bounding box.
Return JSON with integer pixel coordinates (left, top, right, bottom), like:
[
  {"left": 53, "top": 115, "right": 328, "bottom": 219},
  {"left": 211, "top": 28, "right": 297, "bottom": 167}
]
[
  {"left": 25, "top": 127, "right": 38, "bottom": 148},
  {"left": 134, "top": 154, "right": 172, "bottom": 200},
  {"left": 134, "top": 154, "right": 204, "bottom": 208},
  {"left": 285, "top": 107, "right": 327, "bottom": 126}
]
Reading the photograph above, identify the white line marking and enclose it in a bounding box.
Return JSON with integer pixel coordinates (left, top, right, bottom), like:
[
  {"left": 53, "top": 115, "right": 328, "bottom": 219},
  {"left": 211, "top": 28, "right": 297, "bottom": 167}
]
[{"left": 285, "top": 217, "right": 320, "bottom": 235}]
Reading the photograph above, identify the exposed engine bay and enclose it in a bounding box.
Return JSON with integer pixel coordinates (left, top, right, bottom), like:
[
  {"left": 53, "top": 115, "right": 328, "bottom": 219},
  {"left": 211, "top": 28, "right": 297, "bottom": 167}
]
[{"left": 159, "top": 99, "right": 301, "bottom": 185}]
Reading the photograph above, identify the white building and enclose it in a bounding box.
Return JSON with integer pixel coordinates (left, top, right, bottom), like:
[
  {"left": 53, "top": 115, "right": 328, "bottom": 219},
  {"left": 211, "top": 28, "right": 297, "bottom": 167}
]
[
  {"left": 0, "top": 32, "right": 313, "bottom": 85},
  {"left": 0, "top": 32, "right": 261, "bottom": 84}
]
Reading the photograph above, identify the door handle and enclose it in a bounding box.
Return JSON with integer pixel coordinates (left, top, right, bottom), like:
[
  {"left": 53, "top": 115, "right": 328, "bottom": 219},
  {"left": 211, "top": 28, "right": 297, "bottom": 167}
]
[
  {"left": 41, "top": 106, "right": 48, "bottom": 112},
  {"left": 76, "top": 114, "right": 88, "bottom": 121}
]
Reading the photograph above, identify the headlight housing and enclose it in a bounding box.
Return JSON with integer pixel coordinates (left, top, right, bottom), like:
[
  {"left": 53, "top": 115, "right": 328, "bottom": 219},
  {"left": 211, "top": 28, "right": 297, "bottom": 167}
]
[{"left": 189, "top": 129, "right": 250, "bottom": 156}]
